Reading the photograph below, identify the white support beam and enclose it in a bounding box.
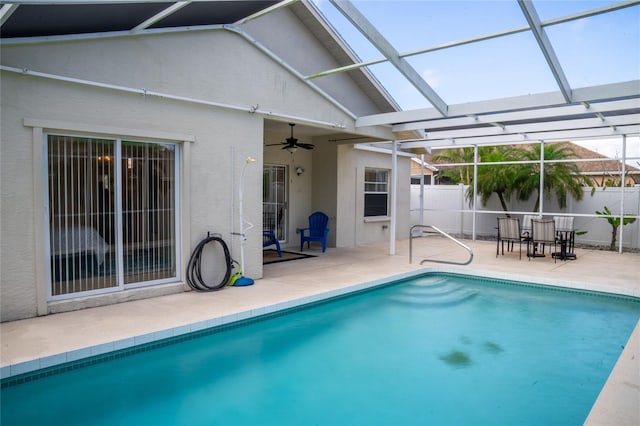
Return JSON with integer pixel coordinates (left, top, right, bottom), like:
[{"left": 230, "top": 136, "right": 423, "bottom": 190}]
[
  {"left": 518, "top": 0, "right": 572, "bottom": 102},
  {"left": 0, "top": 3, "right": 19, "bottom": 27},
  {"left": 130, "top": 1, "right": 190, "bottom": 34},
  {"left": 307, "top": 1, "right": 640, "bottom": 82},
  {"left": 357, "top": 80, "right": 640, "bottom": 128},
  {"left": 399, "top": 124, "right": 640, "bottom": 149},
  {"left": 330, "top": 0, "right": 448, "bottom": 116},
  {"left": 234, "top": 0, "right": 297, "bottom": 25},
  {"left": 393, "top": 98, "right": 640, "bottom": 132},
  {"left": 417, "top": 114, "right": 640, "bottom": 140}
]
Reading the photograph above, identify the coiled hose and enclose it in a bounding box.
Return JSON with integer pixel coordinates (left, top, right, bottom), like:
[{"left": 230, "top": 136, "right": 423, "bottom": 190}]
[{"left": 186, "top": 234, "right": 233, "bottom": 291}]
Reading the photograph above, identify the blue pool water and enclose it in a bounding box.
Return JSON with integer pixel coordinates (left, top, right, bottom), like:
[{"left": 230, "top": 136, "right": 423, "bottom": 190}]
[{"left": 2, "top": 273, "right": 639, "bottom": 426}]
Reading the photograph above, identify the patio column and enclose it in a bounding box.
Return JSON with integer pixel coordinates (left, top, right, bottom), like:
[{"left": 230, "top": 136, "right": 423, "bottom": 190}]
[{"left": 390, "top": 140, "right": 398, "bottom": 255}]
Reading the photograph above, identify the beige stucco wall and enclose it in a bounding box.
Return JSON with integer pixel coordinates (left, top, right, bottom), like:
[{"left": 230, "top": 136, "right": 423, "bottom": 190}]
[
  {"left": 0, "top": 24, "right": 374, "bottom": 321},
  {"left": 263, "top": 127, "right": 314, "bottom": 250},
  {"left": 335, "top": 146, "right": 412, "bottom": 248}
]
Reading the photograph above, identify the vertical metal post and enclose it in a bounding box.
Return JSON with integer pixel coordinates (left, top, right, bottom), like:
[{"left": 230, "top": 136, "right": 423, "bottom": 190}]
[
  {"left": 390, "top": 141, "right": 398, "bottom": 255},
  {"left": 539, "top": 141, "right": 545, "bottom": 216},
  {"left": 472, "top": 145, "right": 478, "bottom": 240},
  {"left": 619, "top": 135, "right": 627, "bottom": 254},
  {"left": 419, "top": 153, "right": 425, "bottom": 225}
]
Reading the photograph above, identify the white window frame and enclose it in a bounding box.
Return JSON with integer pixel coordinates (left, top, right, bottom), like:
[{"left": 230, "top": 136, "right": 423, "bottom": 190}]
[{"left": 364, "top": 167, "right": 390, "bottom": 218}]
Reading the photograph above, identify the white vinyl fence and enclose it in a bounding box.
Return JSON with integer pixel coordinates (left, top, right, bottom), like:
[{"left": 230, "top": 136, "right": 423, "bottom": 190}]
[{"left": 411, "top": 184, "right": 640, "bottom": 250}]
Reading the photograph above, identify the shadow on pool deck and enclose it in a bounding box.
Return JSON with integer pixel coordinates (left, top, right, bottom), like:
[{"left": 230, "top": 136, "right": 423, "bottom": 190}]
[{"left": 1, "top": 238, "right": 638, "bottom": 423}]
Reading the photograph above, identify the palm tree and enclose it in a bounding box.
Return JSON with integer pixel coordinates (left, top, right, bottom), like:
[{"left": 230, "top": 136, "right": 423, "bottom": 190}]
[
  {"left": 431, "top": 147, "right": 476, "bottom": 184},
  {"left": 515, "top": 143, "right": 592, "bottom": 212},
  {"left": 471, "top": 145, "right": 523, "bottom": 215}
]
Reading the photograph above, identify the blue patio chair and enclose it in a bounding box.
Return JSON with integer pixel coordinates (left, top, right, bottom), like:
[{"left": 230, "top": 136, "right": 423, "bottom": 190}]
[
  {"left": 263, "top": 230, "right": 282, "bottom": 257},
  {"left": 300, "top": 211, "right": 330, "bottom": 252}
]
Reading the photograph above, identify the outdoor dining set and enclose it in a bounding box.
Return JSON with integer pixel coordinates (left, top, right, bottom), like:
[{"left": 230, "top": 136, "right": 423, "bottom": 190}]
[{"left": 496, "top": 215, "right": 576, "bottom": 262}]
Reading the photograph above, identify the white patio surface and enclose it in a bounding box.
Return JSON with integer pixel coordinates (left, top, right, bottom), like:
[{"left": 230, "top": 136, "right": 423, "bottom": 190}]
[{"left": 1, "top": 237, "right": 638, "bottom": 424}]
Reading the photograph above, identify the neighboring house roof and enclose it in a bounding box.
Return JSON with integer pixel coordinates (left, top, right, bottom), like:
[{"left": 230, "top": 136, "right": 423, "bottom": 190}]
[{"left": 410, "top": 157, "right": 438, "bottom": 174}]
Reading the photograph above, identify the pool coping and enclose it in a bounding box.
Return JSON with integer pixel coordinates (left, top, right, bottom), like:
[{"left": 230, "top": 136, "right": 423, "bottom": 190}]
[{"left": 2, "top": 266, "right": 638, "bottom": 382}]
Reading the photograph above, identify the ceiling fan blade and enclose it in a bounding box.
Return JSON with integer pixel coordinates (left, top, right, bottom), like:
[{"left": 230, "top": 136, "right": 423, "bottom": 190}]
[
  {"left": 265, "top": 143, "right": 285, "bottom": 147},
  {"left": 297, "top": 143, "right": 315, "bottom": 149}
]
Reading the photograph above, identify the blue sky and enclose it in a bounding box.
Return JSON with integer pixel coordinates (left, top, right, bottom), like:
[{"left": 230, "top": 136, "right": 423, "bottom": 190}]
[{"left": 312, "top": 0, "right": 640, "bottom": 165}]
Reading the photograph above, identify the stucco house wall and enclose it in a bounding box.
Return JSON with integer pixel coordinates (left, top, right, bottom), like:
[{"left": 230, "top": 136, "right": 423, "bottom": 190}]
[
  {"left": 335, "top": 145, "right": 412, "bottom": 247},
  {"left": 1, "top": 14, "right": 407, "bottom": 321}
]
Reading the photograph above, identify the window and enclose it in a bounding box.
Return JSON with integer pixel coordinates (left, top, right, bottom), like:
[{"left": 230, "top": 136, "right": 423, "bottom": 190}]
[
  {"left": 364, "top": 168, "right": 389, "bottom": 217},
  {"left": 46, "top": 135, "right": 180, "bottom": 299}
]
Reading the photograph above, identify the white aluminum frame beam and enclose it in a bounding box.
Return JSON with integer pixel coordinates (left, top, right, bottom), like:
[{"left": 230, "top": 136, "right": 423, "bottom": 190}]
[
  {"left": 357, "top": 80, "right": 640, "bottom": 128},
  {"left": 518, "top": 0, "right": 572, "bottom": 103},
  {"left": 416, "top": 114, "right": 640, "bottom": 140},
  {"left": 0, "top": 4, "right": 19, "bottom": 26},
  {"left": 392, "top": 98, "right": 640, "bottom": 132},
  {"left": 130, "top": 1, "right": 190, "bottom": 34},
  {"left": 329, "top": 0, "right": 448, "bottom": 116},
  {"left": 400, "top": 124, "right": 640, "bottom": 149}
]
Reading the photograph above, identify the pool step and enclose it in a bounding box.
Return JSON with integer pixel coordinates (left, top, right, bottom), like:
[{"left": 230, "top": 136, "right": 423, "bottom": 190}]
[{"left": 391, "top": 281, "right": 478, "bottom": 307}]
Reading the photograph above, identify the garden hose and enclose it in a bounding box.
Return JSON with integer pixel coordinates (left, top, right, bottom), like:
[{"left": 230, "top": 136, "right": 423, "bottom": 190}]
[{"left": 186, "top": 233, "right": 233, "bottom": 291}]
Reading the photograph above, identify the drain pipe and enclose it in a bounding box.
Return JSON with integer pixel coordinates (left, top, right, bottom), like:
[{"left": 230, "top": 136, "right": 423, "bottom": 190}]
[{"left": 0, "top": 65, "right": 347, "bottom": 130}]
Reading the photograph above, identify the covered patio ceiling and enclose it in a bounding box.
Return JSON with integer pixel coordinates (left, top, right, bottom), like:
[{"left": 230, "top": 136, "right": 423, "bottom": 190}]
[{"left": 1, "top": 0, "right": 639, "bottom": 151}]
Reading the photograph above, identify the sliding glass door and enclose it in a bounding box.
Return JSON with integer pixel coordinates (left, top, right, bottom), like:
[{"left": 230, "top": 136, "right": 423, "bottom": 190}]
[{"left": 46, "top": 135, "right": 180, "bottom": 299}]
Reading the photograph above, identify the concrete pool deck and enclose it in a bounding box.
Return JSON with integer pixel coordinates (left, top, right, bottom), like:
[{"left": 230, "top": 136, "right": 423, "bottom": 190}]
[{"left": 1, "top": 238, "right": 639, "bottom": 424}]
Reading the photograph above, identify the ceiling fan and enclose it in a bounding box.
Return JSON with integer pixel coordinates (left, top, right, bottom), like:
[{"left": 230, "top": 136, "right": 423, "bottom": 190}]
[{"left": 266, "top": 123, "right": 314, "bottom": 152}]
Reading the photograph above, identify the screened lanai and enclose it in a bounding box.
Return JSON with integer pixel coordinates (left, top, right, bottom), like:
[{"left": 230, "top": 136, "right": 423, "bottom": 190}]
[{"left": 2, "top": 0, "right": 639, "bottom": 252}]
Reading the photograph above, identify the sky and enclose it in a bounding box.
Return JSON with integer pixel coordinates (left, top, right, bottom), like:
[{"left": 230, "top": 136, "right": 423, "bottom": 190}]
[{"left": 311, "top": 0, "right": 640, "bottom": 165}]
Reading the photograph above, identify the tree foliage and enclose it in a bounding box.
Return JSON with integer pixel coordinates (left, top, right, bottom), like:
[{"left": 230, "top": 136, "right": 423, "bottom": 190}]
[
  {"left": 432, "top": 143, "right": 592, "bottom": 213},
  {"left": 596, "top": 206, "right": 637, "bottom": 250}
]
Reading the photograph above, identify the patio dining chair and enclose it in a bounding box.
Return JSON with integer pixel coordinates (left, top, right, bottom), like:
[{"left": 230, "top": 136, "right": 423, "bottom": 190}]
[
  {"left": 521, "top": 214, "right": 541, "bottom": 241},
  {"left": 529, "top": 218, "right": 557, "bottom": 262},
  {"left": 496, "top": 217, "right": 523, "bottom": 259}
]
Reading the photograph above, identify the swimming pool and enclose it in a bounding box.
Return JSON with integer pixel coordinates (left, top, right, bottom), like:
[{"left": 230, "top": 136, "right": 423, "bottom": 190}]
[{"left": 2, "top": 273, "right": 639, "bottom": 425}]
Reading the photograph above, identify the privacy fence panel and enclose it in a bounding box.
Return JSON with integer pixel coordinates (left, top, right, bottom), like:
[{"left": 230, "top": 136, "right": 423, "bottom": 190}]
[{"left": 411, "top": 184, "right": 640, "bottom": 249}]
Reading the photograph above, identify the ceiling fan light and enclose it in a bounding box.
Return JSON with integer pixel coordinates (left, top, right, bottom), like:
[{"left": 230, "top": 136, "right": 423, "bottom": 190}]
[{"left": 286, "top": 146, "right": 298, "bottom": 154}]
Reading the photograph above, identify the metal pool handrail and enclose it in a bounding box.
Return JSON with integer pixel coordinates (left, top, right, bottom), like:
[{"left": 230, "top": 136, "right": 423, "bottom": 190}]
[{"left": 410, "top": 224, "right": 474, "bottom": 265}]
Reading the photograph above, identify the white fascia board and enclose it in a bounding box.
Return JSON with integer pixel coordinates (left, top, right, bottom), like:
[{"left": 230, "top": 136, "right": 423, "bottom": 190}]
[
  {"left": 419, "top": 114, "right": 640, "bottom": 140},
  {"left": 393, "top": 98, "right": 640, "bottom": 132},
  {"left": 400, "top": 124, "right": 640, "bottom": 149}
]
